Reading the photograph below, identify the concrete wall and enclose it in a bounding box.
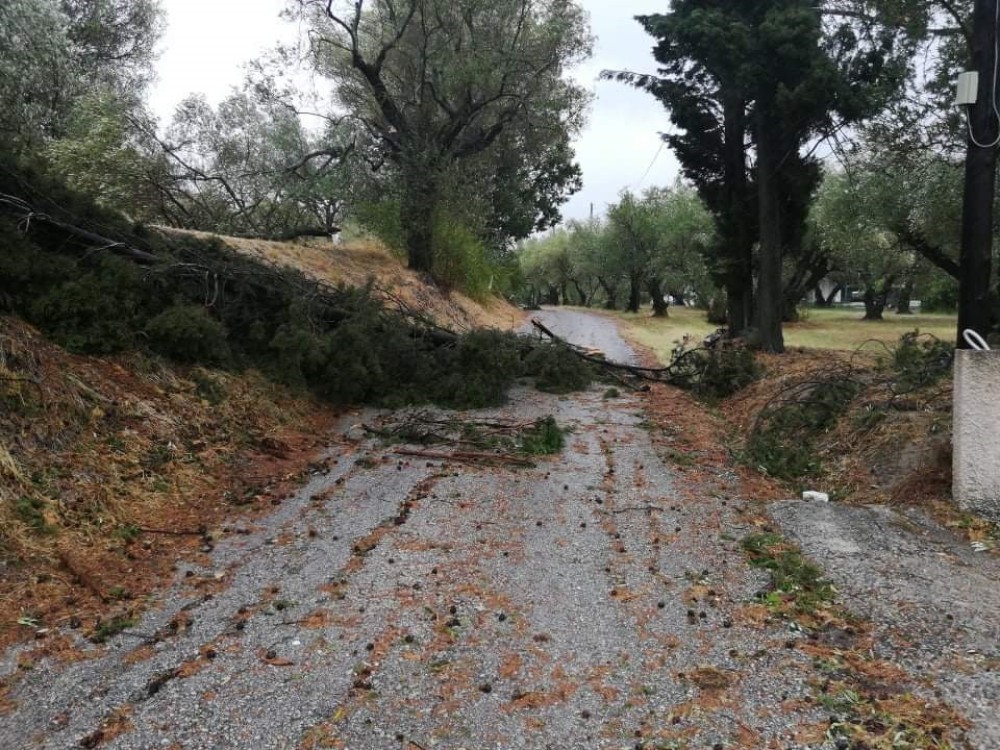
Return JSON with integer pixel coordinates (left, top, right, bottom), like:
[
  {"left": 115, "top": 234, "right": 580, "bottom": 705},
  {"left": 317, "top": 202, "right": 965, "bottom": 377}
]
[{"left": 953, "top": 349, "right": 1000, "bottom": 522}]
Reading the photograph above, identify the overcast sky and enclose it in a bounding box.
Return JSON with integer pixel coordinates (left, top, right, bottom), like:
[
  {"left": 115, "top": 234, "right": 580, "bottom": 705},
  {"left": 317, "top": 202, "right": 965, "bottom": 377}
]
[{"left": 149, "top": 0, "right": 681, "bottom": 224}]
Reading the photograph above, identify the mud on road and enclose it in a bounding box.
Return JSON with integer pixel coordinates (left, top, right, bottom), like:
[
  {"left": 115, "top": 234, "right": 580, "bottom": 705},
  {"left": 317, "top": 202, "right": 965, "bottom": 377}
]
[{"left": 0, "top": 309, "right": 993, "bottom": 749}]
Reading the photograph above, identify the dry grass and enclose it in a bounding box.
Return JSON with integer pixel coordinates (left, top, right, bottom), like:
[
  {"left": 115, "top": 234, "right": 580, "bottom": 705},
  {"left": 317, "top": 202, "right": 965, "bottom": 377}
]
[{"left": 160, "top": 228, "right": 525, "bottom": 333}]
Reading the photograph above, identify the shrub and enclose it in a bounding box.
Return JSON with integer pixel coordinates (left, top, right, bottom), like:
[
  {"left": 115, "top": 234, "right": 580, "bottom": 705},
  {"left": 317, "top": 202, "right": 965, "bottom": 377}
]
[
  {"left": 891, "top": 332, "right": 953, "bottom": 392},
  {"left": 435, "top": 329, "right": 522, "bottom": 408},
  {"left": 29, "top": 256, "right": 146, "bottom": 354},
  {"left": 519, "top": 416, "right": 565, "bottom": 455},
  {"left": 432, "top": 215, "right": 492, "bottom": 299},
  {"left": 745, "top": 379, "right": 860, "bottom": 480},
  {"left": 353, "top": 200, "right": 405, "bottom": 253},
  {"left": 919, "top": 277, "right": 959, "bottom": 313},
  {"left": 145, "top": 305, "right": 229, "bottom": 364},
  {"left": 670, "top": 347, "right": 761, "bottom": 400},
  {"left": 521, "top": 343, "right": 594, "bottom": 393}
]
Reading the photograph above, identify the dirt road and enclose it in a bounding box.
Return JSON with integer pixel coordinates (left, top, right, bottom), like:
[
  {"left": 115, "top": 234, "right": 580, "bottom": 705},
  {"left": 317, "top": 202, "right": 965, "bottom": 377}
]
[{"left": 0, "top": 309, "right": 992, "bottom": 749}]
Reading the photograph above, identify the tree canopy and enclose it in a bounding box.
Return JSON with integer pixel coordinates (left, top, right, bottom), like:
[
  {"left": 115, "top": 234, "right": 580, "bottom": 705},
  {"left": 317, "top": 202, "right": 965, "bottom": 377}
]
[{"left": 290, "top": 0, "right": 592, "bottom": 274}]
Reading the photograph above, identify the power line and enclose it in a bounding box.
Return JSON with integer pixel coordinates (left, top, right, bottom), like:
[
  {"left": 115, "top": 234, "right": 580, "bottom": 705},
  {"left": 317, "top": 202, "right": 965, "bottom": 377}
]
[{"left": 632, "top": 141, "right": 665, "bottom": 190}]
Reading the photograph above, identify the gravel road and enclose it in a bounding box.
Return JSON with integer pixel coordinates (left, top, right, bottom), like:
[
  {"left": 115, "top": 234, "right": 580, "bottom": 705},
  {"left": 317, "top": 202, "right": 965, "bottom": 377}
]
[{"left": 0, "top": 309, "right": 991, "bottom": 749}]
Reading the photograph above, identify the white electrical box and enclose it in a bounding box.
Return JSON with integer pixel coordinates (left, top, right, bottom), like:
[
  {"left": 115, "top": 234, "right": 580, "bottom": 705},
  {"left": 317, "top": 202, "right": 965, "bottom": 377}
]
[{"left": 957, "top": 71, "right": 979, "bottom": 106}]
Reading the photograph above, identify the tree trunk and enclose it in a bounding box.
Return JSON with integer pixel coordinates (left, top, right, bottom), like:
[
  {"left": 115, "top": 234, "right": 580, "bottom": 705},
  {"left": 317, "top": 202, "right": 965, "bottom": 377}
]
[
  {"left": 721, "top": 90, "right": 754, "bottom": 337},
  {"left": 863, "top": 277, "right": 895, "bottom": 320},
  {"left": 598, "top": 277, "right": 617, "bottom": 310},
  {"left": 754, "top": 106, "right": 785, "bottom": 353},
  {"left": 544, "top": 285, "right": 560, "bottom": 306},
  {"left": 895, "top": 280, "right": 914, "bottom": 314},
  {"left": 401, "top": 169, "right": 437, "bottom": 274},
  {"left": 649, "top": 278, "right": 669, "bottom": 317},
  {"left": 572, "top": 280, "right": 589, "bottom": 307},
  {"left": 863, "top": 288, "right": 887, "bottom": 320},
  {"left": 626, "top": 274, "right": 642, "bottom": 313}
]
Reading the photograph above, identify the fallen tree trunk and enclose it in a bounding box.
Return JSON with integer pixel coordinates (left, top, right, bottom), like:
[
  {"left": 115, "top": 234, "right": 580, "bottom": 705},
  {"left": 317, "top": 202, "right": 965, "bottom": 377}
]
[{"left": 0, "top": 193, "right": 162, "bottom": 265}]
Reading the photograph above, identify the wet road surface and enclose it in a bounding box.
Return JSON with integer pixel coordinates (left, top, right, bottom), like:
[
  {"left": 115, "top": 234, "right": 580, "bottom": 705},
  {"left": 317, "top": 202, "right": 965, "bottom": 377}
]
[{"left": 1, "top": 309, "right": 993, "bottom": 749}]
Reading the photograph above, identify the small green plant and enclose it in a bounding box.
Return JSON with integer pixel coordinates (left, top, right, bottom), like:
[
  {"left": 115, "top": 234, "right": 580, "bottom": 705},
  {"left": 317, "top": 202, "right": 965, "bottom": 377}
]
[
  {"left": 114, "top": 524, "right": 141, "bottom": 543},
  {"left": 107, "top": 586, "right": 131, "bottom": 601},
  {"left": 141, "top": 443, "right": 174, "bottom": 471},
  {"left": 663, "top": 449, "right": 696, "bottom": 468},
  {"left": 518, "top": 416, "right": 565, "bottom": 456},
  {"left": 90, "top": 614, "right": 136, "bottom": 643},
  {"left": 191, "top": 369, "right": 226, "bottom": 404},
  {"left": 741, "top": 533, "right": 835, "bottom": 616},
  {"left": 603, "top": 387, "right": 621, "bottom": 399},
  {"left": 14, "top": 496, "right": 56, "bottom": 535},
  {"left": 818, "top": 688, "right": 862, "bottom": 713}
]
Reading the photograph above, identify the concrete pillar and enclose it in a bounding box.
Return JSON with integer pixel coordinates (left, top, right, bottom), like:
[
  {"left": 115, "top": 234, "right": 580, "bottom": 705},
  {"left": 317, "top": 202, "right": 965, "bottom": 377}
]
[{"left": 953, "top": 349, "right": 1000, "bottom": 521}]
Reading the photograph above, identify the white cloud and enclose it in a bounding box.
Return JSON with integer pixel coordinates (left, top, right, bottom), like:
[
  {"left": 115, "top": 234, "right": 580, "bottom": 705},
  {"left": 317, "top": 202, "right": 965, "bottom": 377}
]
[{"left": 151, "top": 0, "right": 293, "bottom": 123}]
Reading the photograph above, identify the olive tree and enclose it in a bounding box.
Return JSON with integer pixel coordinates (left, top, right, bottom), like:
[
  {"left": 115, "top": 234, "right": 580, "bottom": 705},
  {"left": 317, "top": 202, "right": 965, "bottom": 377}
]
[{"left": 291, "top": 0, "right": 592, "bottom": 275}]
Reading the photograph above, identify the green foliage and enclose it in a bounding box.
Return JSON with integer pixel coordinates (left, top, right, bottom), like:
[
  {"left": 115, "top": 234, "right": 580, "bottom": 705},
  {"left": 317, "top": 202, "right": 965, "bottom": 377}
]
[
  {"left": 190, "top": 369, "right": 227, "bottom": 405},
  {"left": 437, "top": 330, "right": 523, "bottom": 408},
  {"left": 162, "top": 90, "right": 354, "bottom": 238},
  {"left": 742, "top": 533, "right": 836, "bottom": 616},
  {"left": 29, "top": 256, "right": 145, "bottom": 354},
  {"left": 145, "top": 305, "right": 230, "bottom": 364},
  {"left": 746, "top": 379, "right": 860, "bottom": 480},
  {"left": 521, "top": 344, "right": 594, "bottom": 394},
  {"left": 891, "top": 332, "right": 953, "bottom": 392},
  {"left": 289, "top": 0, "right": 592, "bottom": 276},
  {"left": 90, "top": 614, "right": 137, "bottom": 644},
  {"left": 114, "top": 524, "right": 141, "bottom": 543},
  {"left": 671, "top": 347, "right": 761, "bottom": 400},
  {"left": 0, "top": 159, "right": 600, "bottom": 412},
  {"left": 14, "top": 496, "right": 56, "bottom": 536},
  {"left": 432, "top": 215, "right": 493, "bottom": 299},
  {"left": 353, "top": 201, "right": 405, "bottom": 253},
  {"left": 920, "top": 276, "right": 959, "bottom": 313},
  {"left": 518, "top": 416, "right": 565, "bottom": 456}
]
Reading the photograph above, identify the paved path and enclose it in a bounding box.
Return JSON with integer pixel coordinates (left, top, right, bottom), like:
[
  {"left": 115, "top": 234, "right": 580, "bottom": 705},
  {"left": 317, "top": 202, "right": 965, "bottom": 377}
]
[
  {"left": 0, "top": 309, "right": 990, "bottom": 749},
  {"left": 526, "top": 307, "right": 637, "bottom": 365}
]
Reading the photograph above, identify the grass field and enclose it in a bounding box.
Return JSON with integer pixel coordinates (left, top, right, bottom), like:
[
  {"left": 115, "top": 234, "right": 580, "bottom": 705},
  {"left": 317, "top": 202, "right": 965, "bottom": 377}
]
[{"left": 616, "top": 305, "right": 958, "bottom": 362}]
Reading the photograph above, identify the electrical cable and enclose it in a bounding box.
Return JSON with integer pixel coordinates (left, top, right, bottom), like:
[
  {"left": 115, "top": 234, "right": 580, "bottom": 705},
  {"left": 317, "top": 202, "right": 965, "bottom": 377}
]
[
  {"left": 632, "top": 141, "right": 665, "bottom": 190},
  {"left": 966, "top": 0, "right": 1000, "bottom": 148}
]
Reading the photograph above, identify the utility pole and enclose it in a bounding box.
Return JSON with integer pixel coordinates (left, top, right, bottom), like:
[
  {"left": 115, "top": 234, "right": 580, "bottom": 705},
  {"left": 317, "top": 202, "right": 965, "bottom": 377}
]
[{"left": 958, "top": 0, "right": 999, "bottom": 348}]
